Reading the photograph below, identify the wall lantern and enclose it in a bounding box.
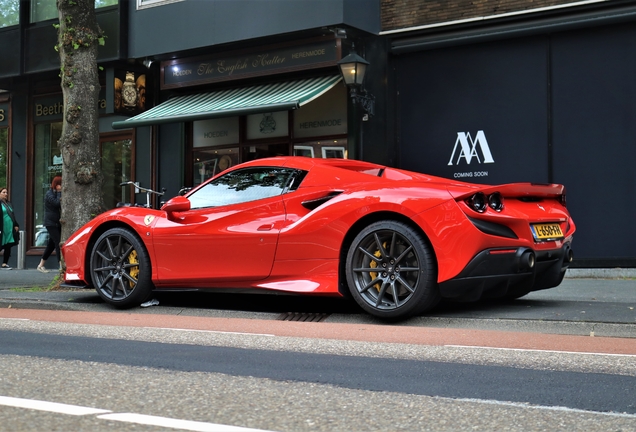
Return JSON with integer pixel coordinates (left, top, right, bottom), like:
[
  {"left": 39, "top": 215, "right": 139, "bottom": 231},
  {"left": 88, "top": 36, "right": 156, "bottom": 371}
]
[{"left": 337, "top": 46, "right": 375, "bottom": 116}]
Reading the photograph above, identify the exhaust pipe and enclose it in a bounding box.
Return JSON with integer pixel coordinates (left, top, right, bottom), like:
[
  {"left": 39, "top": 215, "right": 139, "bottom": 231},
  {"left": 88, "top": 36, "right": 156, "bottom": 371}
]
[{"left": 516, "top": 249, "right": 535, "bottom": 272}]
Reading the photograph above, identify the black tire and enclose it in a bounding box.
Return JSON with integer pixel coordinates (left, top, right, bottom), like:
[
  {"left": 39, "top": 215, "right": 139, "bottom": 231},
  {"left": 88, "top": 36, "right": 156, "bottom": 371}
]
[
  {"left": 345, "top": 221, "right": 439, "bottom": 320},
  {"left": 90, "top": 227, "right": 153, "bottom": 308}
]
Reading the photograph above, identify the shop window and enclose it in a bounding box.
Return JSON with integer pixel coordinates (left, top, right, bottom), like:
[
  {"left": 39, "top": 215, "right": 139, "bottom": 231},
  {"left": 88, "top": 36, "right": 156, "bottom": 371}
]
[
  {"left": 136, "top": 0, "right": 184, "bottom": 10},
  {"left": 30, "top": 0, "right": 118, "bottom": 23},
  {"left": 0, "top": 128, "right": 7, "bottom": 186},
  {"left": 242, "top": 143, "right": 289, "bottom": 163},
  {"left": 32, "top": 122, "right": 62, "bottom": 247},
  {"left": 193, "top": 148, "right": 239, "bottom": 187},
  {"left": 293, "top": 145, "right": 314, "bottom": 158},
  {"left": 100, "top": 137, "right": 134, "bottom": 209},
  {"left": 293, "top": 139, "right": 348, "bottom": 159},
  {"left": 0, "top": 0, "right": 19, "bottom": 28}
]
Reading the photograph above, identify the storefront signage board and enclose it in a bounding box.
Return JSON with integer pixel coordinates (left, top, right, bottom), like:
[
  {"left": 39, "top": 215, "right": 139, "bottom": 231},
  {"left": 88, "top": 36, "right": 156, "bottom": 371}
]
[
  {"left": 34, "top": 92, "right": 108, "bottom": 122},
  {"left": 246, "top": 111, "right": 288, "bottom": 140},
  {"left": 0, "top": 103, "right": 8, "bottom": 126},
  {"left": 193, "top": 117, "right": 239, "bottom": 148},
  {"left": 293, "top": 84, "right": 347, "bottom": 138},
  {"left": 161, "top": 38, "right": 341, "bottom": 89}
]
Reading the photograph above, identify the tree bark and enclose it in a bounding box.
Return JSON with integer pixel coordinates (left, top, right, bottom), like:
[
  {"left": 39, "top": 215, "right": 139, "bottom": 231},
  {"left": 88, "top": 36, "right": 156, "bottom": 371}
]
[{"left": 56, "top": 0, "right": 105, "bottom": 244}]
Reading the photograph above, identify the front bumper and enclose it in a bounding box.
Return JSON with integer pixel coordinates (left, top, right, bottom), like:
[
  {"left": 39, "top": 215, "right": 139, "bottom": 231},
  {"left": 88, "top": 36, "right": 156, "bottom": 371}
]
[{"left": 438, "top": 242, "right": 573, "bottom": 301}]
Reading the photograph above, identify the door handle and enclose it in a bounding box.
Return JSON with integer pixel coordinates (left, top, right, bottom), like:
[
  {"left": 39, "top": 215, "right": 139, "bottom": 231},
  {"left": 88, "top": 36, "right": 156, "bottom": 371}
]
[{"left": 257, "top": 223, "right": 274, "bottom": 231}]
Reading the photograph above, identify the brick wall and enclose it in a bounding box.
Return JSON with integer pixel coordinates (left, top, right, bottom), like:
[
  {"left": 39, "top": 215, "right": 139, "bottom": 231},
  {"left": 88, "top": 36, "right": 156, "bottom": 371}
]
[{"left": 382, "top": 0, "right": 587, "bottom": 31}]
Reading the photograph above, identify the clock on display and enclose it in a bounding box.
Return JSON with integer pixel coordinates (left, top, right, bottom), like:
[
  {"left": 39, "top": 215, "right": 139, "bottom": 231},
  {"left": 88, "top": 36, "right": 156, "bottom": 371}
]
[
  {"left": 218, "top": 155, "right": 232, "bottom": 171},
  {"left": 122, "top": 72, "right": 138, "bottom": 108}
]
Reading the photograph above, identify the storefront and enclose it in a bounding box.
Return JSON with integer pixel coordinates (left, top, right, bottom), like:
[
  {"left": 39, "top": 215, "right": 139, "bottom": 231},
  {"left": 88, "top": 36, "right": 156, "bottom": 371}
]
[
  {"left": 389, "top": 17, "right": 636, "bottom": 267},
  {"left": 113, "top": 36, "right": 350, "bottom": 189},
  {"left": 27, "top": 88, "right": 136, "bottom": 251}
]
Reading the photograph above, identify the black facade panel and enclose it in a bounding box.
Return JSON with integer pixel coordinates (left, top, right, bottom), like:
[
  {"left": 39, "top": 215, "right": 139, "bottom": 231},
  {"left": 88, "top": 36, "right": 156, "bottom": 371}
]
[
  {"left": 129, "top": 0, "right": 379, "bottom": 59},
  {"left": 24, "top": 9, "right": 122, "bottom": 74},
  {"left": 25, "top": 24, "right": 60, "bottom": 74},
  {"left": 0, "top": 28, "right": 21, "bottom": 78},
  {"left": 551, "top": 24, "right": 636, "bottom": 262},
  {"left": 395, "top": 38, "right": 549, "bottom": 185}
]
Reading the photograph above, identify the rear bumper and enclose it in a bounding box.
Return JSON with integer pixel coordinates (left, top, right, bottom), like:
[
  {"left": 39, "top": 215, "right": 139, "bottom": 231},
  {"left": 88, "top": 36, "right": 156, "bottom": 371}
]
[{"left": 438, "top": 242, "right": 573, "bottom": 301}]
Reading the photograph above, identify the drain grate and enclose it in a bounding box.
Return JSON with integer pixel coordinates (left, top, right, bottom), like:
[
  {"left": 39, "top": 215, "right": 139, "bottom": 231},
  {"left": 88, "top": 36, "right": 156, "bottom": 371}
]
[{"left": 277, "top": 312, "right": 329, "bottom": 322}]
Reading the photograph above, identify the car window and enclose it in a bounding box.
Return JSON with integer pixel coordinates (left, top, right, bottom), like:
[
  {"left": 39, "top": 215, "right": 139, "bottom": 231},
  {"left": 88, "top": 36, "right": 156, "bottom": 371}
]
[{"left": 188, "top": 167, "right": 299, "bottom": 209}]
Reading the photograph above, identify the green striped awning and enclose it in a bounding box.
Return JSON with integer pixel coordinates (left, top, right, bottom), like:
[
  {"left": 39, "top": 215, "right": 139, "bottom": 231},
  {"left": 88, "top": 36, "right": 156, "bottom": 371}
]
[{"left": 112, "top": 75, "right": 342, "bottom": 129}]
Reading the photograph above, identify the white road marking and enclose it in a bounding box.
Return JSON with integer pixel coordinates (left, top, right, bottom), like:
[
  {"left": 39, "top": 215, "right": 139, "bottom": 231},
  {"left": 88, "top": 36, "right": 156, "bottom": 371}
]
[
  {"left": 445, "top": 344, "right": 636, "bottom": 357},
  {"left": 444, "top": 396, "right": 636, "bottom": 419},
  {"left": 98, "top": 413, "right": 274, "bottom": 431},
  {"left": 0, "top": 396, "right": 275, "bottom": 431},
  {"left": 0, "top": 396, "right": 110, "bottom": 415}
]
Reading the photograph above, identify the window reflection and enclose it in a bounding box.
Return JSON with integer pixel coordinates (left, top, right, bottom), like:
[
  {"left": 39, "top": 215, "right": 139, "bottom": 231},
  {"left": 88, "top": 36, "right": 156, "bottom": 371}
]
[{"left": 188, "top": 167, "right": 297, "bottom": 209}]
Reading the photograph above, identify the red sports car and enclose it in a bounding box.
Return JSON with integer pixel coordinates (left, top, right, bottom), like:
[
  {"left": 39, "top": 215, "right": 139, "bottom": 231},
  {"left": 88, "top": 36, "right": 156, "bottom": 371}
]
[{"left": 62, "top": 157, "right": 575, "bottom": 320}]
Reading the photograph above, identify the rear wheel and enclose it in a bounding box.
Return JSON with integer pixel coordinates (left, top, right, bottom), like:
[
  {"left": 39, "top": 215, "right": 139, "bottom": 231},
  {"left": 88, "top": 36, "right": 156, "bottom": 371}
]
[
  {"left": 90, "top": 227, "right": 153, "bottom": 308},
  {"left": 346, "top": 221, "right": 439, "bottom": 320}
]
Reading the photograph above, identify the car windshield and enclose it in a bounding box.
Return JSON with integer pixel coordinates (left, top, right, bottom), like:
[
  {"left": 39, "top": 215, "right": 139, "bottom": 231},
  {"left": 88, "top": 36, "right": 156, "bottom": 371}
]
[{"left": 188, "top": 167, "right": 297, "bottom": 209}]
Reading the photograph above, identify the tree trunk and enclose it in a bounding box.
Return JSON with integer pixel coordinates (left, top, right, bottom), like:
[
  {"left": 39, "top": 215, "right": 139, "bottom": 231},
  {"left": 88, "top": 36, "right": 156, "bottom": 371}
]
[{"left": 56, "top": 0, "right": 105, "bottom": 244}]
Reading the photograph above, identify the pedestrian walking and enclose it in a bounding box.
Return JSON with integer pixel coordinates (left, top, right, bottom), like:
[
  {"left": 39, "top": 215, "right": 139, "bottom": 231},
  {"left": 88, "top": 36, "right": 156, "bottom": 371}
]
[
  {"left": 37, "top": 176, "right": 62, "bottom": 273},
  {"left": 0, "top": 187, "right": 20, "bottom": 270}
]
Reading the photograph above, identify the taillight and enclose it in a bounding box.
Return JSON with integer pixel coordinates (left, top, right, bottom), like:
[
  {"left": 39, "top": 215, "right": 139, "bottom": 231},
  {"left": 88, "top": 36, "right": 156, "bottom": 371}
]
[
  {"left": 488, "top": 192, "right": 504, "bottom": 212},
  {"left": 467, "top": 192, "right": 504, "bottom": 213},
  {"left": 467, "top": 193, "right": 487, "bottom": 213},
  {"left": 559, "top": 189, "right": 567, "bottom": 207}
]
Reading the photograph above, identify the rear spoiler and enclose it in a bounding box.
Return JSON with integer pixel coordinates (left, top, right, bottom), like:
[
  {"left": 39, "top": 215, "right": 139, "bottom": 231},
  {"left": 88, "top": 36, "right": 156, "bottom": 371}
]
[{"left": 447, "top": 183, "right": 566, "bottom": 200}]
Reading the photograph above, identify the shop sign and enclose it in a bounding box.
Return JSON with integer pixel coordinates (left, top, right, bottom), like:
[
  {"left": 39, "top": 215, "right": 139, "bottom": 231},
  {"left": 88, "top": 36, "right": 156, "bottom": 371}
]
[
  {"left": 294, "top": 84, "right": 347, "bottom": 138},
  {"left": 0, "top": 103, "right": 8, "bottom": 126},
  {"left": 193, "top": 117, "right": 239, "bottom": 148},
  {"left": 162, "top": 38, "right": 340, "bottom": 89},
  {"left": 246, "top": 111, "right": 288, "bottom": 140},
  {"left": 446, "top": 130, "right": 495, "bottom": 180},
  {"left": 34, "top": 92, "right": 108, "bottom": 122}
]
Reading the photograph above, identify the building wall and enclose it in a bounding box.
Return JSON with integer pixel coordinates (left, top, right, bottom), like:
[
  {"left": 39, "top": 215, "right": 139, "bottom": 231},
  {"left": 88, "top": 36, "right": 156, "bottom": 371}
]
[
  {"left": 392, "top": 21, "right": 636, "bottom": 266},
  {"left": 381, "top": 0, "right": 591, "bottom": 31}
]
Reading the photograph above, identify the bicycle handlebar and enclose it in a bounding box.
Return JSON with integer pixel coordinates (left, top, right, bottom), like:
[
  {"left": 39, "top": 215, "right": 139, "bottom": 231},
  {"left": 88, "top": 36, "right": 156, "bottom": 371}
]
[{"left": 119, "top": 181, "right": 165, "bottom": 196}]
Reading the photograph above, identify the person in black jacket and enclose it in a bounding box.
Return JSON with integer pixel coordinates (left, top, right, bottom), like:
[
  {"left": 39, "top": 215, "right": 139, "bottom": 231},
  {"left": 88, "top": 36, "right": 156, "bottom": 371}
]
[
  {"left": 0, "top": 187, "right": 20, "bottom": 270},
  {"left": 37, "top": 176, "right": 62, "bottom": 273}
]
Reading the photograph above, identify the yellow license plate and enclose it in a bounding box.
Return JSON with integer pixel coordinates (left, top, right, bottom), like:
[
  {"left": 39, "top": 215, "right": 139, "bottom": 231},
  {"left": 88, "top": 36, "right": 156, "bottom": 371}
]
[{"left": 531, "top": 223, "right": 564, "bottom": 240}]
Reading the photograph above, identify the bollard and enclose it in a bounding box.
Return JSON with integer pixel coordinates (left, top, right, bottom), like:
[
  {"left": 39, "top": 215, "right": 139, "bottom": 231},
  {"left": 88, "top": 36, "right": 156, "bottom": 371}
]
[{"left": 17, "top": 230, "right": 26, "bottom": 269}]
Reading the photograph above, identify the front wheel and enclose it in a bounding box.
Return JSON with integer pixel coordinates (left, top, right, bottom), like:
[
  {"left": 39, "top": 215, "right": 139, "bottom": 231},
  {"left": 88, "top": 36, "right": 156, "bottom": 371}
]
[
  {"left": 90, "top": 227, "right": 153, "bottom": 308},
  {"left": 346, "top": 221, "right": 439, "bottom": 320}
]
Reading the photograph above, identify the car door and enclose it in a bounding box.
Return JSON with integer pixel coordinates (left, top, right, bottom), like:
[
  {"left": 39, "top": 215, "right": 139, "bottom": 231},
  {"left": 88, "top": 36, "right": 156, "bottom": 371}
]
[{"left": 151, "top": 167, "right": 296, "bottom": 285}]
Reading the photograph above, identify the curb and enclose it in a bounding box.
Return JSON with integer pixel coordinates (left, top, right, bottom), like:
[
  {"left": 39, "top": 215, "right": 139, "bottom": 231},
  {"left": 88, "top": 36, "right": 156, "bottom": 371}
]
[{"left": 566, "top": 268, "right": 636, "bottom": 279}]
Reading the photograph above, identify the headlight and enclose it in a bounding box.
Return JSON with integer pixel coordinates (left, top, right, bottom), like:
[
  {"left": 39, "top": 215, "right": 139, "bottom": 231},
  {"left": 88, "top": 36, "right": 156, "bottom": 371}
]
[
  {"left": 467, "top": 192, "right": 487, "bottom": 213},
  {"left": 488, "top": 192, "right": 504, "bottom": 212}
]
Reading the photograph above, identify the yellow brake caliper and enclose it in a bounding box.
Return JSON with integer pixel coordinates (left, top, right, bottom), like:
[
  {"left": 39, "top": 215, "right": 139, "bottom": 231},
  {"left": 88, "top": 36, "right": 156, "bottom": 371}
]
[
  {"left": 369, "top": 243, "right": 386, "bottom": 292},
  {"left": 128, "top": 250, "right": 139, "bottom": 285}
]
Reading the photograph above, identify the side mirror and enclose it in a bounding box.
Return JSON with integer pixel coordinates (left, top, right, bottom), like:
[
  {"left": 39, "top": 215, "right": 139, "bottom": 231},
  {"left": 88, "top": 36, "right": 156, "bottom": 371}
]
[{"left": 161, "top": 195, "right": 190, "bottom": 213}]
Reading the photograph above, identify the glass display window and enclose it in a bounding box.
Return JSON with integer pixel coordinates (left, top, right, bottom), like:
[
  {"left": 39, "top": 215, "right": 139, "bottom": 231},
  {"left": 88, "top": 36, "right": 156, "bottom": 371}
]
[
  {"left": 293, "top": 139, "right": 348, "bottom": 159},
  {"left": 32, "top": 122, "right": 62, "bottom": 247},
  {"left": 0, "top": 0, "right": 19, "bottom": 27},
  {"left": 0, "top": 128, "right": 7, "bottom": 187},
  {"left": 100, "top": 136, "right": 134, "bottom": 209},
  {"left": 192, "top": 147, "right": 239, "bottom": 187}
]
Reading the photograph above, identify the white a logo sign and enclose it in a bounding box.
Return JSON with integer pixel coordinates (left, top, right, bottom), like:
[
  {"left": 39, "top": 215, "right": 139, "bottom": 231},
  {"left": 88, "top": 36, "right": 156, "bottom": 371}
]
[{"left": 448, "top": 130, "right": 495, "bottom": 165}]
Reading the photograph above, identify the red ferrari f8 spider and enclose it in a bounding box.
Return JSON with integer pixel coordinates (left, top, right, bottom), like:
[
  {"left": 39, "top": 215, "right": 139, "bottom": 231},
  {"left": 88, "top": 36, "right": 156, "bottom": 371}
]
[{"left": 62, "top": 157, "right": 575, "bottom": 320}]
